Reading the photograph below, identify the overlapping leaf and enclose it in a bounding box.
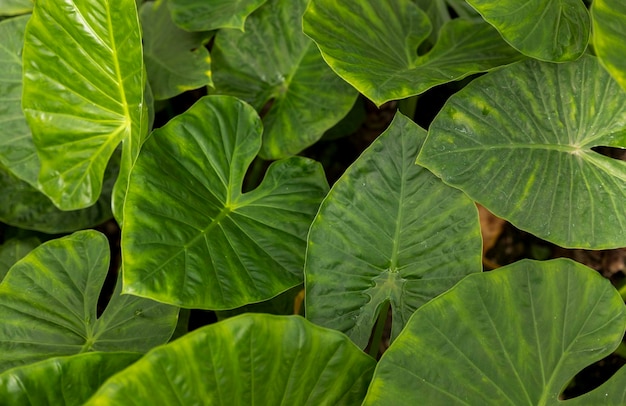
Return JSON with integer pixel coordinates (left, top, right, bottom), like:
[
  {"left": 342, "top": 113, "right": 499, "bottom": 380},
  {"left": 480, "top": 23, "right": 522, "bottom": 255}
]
[
  {"left": 0, "top": 236, "right": 39, "bottom": 281},
  {"left": 0, "top": 0, "right": 31, "bottom": 15},
  {"left": 306, "top": 113, "right": 482, "bottom": 349},
  {"left": 0, "top": 231, "right": 178, "bottom": 373},
  {"left": 210, "top": 0, "right": 357, "bottom": 159},
  {"left": 86, "top": 314, "right": 375, "bottom": 405},
  {"left": 140, "top": 0, "right": 213, "bottom": 100},
  {"left": 303, "top": 0, "right": 522, "bottom": 106},
  {"left": 0, "top": 352, "right": 140, "bottom": 406},
  {"left": 22, "top": 0, "right": 148, "bottom": 210},
  {"left": 418, "top": 55, "right": 626, "bottom": 249},
  {"left": 466, "top": 0, "right": 589, "bottom": 61},
  {"left": 364, "top": 259, "right": 626, "bottom": 404},
  {"left": 122, "top": 95, "right": 329, "bottom": 309},
  {"left": 565, "top": 365, "right": 626, "bottom": 405},
  {"left": 592, "top": 0, "right": 626, "bottom": 91},
  {"left": 167, "top": 0, "right": 267, "bottom": 31}
]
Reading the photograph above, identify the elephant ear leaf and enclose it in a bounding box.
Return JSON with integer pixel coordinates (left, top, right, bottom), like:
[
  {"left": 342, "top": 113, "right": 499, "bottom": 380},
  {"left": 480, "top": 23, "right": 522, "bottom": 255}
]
[
  {"left": 21, "top": 0, "right": 148, "bottom": 211},
  {"left": 167, "top": 0, "right": 267, "bottom": 32},
  {"left": 592, "top": 0, "right": 626, "bottom": 91}
]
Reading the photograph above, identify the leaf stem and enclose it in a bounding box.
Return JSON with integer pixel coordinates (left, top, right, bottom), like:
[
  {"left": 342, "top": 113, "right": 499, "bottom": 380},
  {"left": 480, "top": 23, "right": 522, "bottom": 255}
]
[
  {"left": 368, "top": 301, "right": 390, "bottom": 359},
  {"left": 398, "top": 95, "right": 419, "bottom": 120}
]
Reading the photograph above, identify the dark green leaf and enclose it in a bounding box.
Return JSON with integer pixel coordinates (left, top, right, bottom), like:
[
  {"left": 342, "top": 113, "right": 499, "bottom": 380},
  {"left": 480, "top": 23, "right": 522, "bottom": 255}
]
[
  {"left": 167, "top": 0, "right": 267, "bottom": 31},
  {"left": 0, "top": 237, "right": 39, "bottom": 281}
]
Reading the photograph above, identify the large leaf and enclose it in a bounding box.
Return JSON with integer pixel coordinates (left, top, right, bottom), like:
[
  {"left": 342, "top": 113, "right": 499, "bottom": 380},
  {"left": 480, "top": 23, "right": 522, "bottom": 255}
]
[
  {"left": 0, "top": 236, "right": 39, "bottom": 281},
  {"left": 303, "top": 0, "right": 521, "bottom": 106},
  {"left": 210, "top": 0, "right": 357, "bottom": 159},
  {"left": 86, "top": 314, "right": 375, "bottom": 405},
  {"left": 305, "top": 113, "right": 482, "bottom": 349},
  {"left": 167, "top": 0, "right": 267, "bottom": 31},
  {"left": 417, "top": 55, "right": 626, "bottom": 249},
  {"left": 0, "top": 352, "right": 141, "bottom": 406},
  {"left": 122, "top": 95, "right": 329, "bottom": 309},
  {"left": 592, "top": 0, "right": 626, "bottom": 91},
  {"left": 364, "top": 259, "right": 626, "bottom": 405},
  {"left": 140, "top": 0, "right": 213, "bottom": 100},
  {"left": 466, "top": 0, "right": 590, "bottom": 62},
  {"left": 0, "top": 230, "right": 178, "bottom": 373},
  {"left": 22, "top": 0, "right": 148, "bottom": 210},
  {"left": 0, "top": 0, "right": 31, "bottom": 15}
]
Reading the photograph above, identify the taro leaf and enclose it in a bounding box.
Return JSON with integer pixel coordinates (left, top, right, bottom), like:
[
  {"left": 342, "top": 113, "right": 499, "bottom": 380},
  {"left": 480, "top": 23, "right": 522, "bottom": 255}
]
[
  {"left": 363, "top": 259, "right": 626, "bottom": 405},
  {"left": 122, "top": 95, "right": 329, "bottom": 310},
  {"left": 417, "top": 55, "right": 626, "bottom": 249},
  {"left": 0, "top": 236, "right": 39, "bottom": 281},
  {"left": 465, "top": 0, "right": 590, "bottom": 62},
  {"left": 140, "top": 0, "right": 213, "bottom": 100},
  {"left": 305, "top": 113, "right": 482, "bottom": 349},
  {"left": 167, "top": 0, "right": 267, "bottom": 32},
  {"left": 303, "top": 0, "right": 522, "bottom": 107},
  {"left": 0, "top": 230, "right": 178, "bottom": 373},
  {"left": 0, "top": 352, "right": 141, "bottom": 406},
  {"left": 86, "top": 314, "right": 375, "bottom": 405},
  {"left": 0, "top": 0, "right": 31, "bottom": 16},
  {"left": 565, "top": 365, "right": 626, "bottom": 405},
  {"left": 22, "top": 0, "right": 148, "bottom": 210},
  {"left": 210, "top": 0, "right": 357, "bottom": 159},
  {"left": 592, "top": 0, "right": 626, "bottom": 91}
]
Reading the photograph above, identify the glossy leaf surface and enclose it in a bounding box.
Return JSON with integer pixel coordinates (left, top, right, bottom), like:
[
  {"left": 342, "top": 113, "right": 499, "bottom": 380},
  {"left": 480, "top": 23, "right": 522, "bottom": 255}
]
[
  {"left": 0, "top": 237, "right": 39, "bottom": 281},
  {"left": 364, "top": 259, "right": 626, "bottom": 405},
  {"left": 122, "top": 96, "right": 329, "bottom": 309},
  {"left": 140, "top": 0, "right": 213, "bottom": 100},
  {"left": 306, "top": 113, "right": 482, "bottom": 349},
  {"left": 87, "top": 314, "right": 375, "bottom": 405},
  {"left": 167, "top": 0, "right": 266, "bottom": 31},
  {"left": 466, "top": 0, "right": 589, "bottom": 61},
  {"left": 418, "top": 56, "right": 626, "bottom": 249},
  {"left": 211, "top": 0, "right": 357, "bottom": 159},
  {"left": 592, "top": 0, "right": 626, "bottom": 91},
  {"left": 0, "top": 352, "right": 140, "bottom": 406},
  {"left": 303, "top": 0, "right": 521, "bottom": 106},
  {"left": 22, "top": 0, "right": 148, "bottom": 210},
  {"left": 0, "top": 231, "right": 178, "bottom": 373}
]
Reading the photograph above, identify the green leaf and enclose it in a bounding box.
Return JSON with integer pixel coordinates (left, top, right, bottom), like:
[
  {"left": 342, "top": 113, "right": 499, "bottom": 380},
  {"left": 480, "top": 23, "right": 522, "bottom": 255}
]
[
  {"left": 0, "top": 352, "right": 140, "bottom": 406},
  {"left": 167, "top": 0, "right": 267, "bottom": 31},
  {"left": 303, "top": 0, "right": 521, "bottom": 106},
  {"left": 122, "top": 95, "right": 329, "bottom": 309},
  {"left": 0, "top": 236, "right": 39, "bottom": 281},
  {"left": 0, "top": 0, "right": 31, "bottom": 16},
  {"left": 364, "top": 259, "right": 626, "bottom": 405},
  {"left": 466, "top": 0, "right": 590, "bottom": 62},
  {"left": 564, "top": 365, "right": 626, "bottom": 405},
  {"left": 417, "top": 55, "right": 626, "bottom": 249},
  {"left": 22, "top": 0, "right": 148, "bottom": 210},
  {"left": 86, "top": 314, "right": 375, "bottom": 405},
  {"left": 210, "top": 0, "right": 357, "bottom": 159},
  {"left": 140, "top": 0, "right": 213, "bottom": 100},
  {"left": 0, "top": 230, "right": 178, "bottom": 373},
  {"left": 592, "top": 0, "right": 626, "bottom": 91},
  {"left": 305, "top": 113, "right": 482, "bottom": 349}
]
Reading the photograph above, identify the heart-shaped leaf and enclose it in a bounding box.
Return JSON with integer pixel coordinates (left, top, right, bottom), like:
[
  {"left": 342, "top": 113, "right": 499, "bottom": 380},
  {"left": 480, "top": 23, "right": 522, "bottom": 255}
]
[
  {"left": 303, "top": 0, "right": 521, "bottom": 106},
  {"left": 418, "top": 55, "right": 626, "bottom": 249},
  {"left": 140, "top": 0, "right": 213, "bottom": 100},
  {"left": 167, "top": 0, "right": 267, "bottom": 32},
  {"left": 22, "top": 0, "right": 148, "bottom": 210},
  {"left": 592, "top": 0, "right": 626, "bottom": 91},
  {"left": 364, "top": 259, "right": 626, "bottom": 404},
  {"left": 0, "top": 230, "right": 178, "bottom": 373},
  {"left": 122, "top": 95, "right": 329, "bottom": 309},
  {"left": 0, "top": 352, "right": 141, "bottom": 406},
  {"left": 86, "top": 314, "right": 375, "bottom": 405},
  {"left": 210, "top": 0, "right": 357, "bottom": 159},
  {"left": 465, "top": 0, "right": 590, "bottom": 62},
  {"left": 0, "top": 236, "right": 39, "bottom": 281},
  {"left": 306, "top": 113, "right": 482, "bottom": 349}
]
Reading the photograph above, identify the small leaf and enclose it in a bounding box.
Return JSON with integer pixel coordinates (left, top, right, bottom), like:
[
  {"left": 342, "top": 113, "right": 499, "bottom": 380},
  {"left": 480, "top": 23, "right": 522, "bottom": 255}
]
[
  {"left": 418, "top": 55, "right": 626, "bottom": 249},
  {"left": 86, "top": 314, "right": 375, "bottom": 405},
  {"left": 466, "top": 0, "right": 590, "bottom": 61},
  {"left": 0, "top": 230, "right": 178, "bottom": 373},
  {"left": 303, "top": 0, "right": 521, "bottom": 106},
  {"left": 167, "top": 0, "right": 267, "bottom": 31},
  {"left": 592, "top": 0, "right": 626, "bottom": 91},
  {"left": 122, "top": 95, "right": 329, "bottom": 309},
  {"left": 0, "top": 352, "right": 140, "bottom": 406},
  {"left": 140, "top": 0, "right": 213, "bottom": 100},
  {"left": 306, "top": 113, "right": 482, "bottom": 348},
  {"left": 364, "top": 259, "right": 626, "bottom": 405}
]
